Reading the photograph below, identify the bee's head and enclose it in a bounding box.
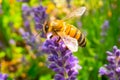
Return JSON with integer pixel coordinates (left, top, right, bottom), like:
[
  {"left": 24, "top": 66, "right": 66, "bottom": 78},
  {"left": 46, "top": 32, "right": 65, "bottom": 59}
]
[
  {"left": 43, "top": 20, "right": 51, "bottom": 33},
  {"left": 43, "top": 20, "right": 62, "bottom": 34}
]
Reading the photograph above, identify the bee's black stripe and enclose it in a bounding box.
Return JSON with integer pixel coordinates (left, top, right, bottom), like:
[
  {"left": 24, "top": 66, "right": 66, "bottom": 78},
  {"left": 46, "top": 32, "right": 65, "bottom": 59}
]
[
  {"left": 44, "top": 24, "right": 49, "bottom": 33},
  {"left": 81, "top": 41, "right": 86, "bottom": 47},
  {"left": 50, "top": 35, "right": 53, "bottom": 38},
  {"left": 79, "top": 38, "right": 85, "bottom": 46},
  {"left": 73, "top": 29, "right": 78, "bottom": 38},
  {"left": 50, "top": 35, "right": 61, "bottom": 42},
  {"left": 78, "top": 33, "right": 82, "bottom": 42}
]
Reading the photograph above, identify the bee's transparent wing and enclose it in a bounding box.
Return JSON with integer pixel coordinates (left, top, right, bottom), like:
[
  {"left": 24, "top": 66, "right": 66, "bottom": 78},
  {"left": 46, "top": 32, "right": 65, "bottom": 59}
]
[
  {"left": 62, "top": 35, "right": 78, "bottom": 52},
  {"left": 57, "top": 32, "right": 78, "bottom": 52},
  {"left": 63, "top": 7, "right": 86, "bottom": 20}
]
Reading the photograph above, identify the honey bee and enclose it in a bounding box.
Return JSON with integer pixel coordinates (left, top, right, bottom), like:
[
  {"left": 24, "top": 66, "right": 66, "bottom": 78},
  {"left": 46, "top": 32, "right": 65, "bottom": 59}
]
[{"left": 43, "top": 7, "right": 86, "bottom": 52}]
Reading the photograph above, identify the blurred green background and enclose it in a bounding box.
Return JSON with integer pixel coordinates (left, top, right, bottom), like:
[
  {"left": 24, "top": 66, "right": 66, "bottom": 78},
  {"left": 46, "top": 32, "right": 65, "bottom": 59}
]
[{"left": 0, "top": 0, "right": 120, "bottom": 80}]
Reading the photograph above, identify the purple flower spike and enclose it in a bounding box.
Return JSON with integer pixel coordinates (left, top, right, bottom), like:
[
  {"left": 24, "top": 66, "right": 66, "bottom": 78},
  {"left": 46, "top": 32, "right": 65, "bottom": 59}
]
[
  {"left": 32, "top": 5, "right": 47, "bottom": 38},
  {"left": 32, "top": 5, "right": 47, "bottom": 30},
  {"left": 22, "top": 4, "right": 31, "bottom": 33},
  {"left": 0, "top": 73, "right": 8, "bottom": 80},
  {"left": 115, "top": 50, "right": 120, "bottom": 57},
  {"left": 99, "top": 46, "right": 120, "bottom": 80},
  {"left": 100, "top": 20, "right": 109, "bottom": 43},
  {"left": 99, "top": 67, "right": 107, "bottom": 75},
  {"left": 17, "top": 0, "right": 30, "bottom": 2},
  {"left": 42, "top": 36, "right": 81, "bottom": 80},
  {"left": 102, "top": 20, "right": 109, "bottom": 30}
]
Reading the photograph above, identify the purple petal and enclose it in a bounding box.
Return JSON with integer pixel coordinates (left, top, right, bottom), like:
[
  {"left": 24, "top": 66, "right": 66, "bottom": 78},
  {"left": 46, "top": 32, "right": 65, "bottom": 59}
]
[
  {"left": 106, "top": 51, "right": 113, "bottom": 56},
  {"left": 0, "top": 73, "right": 8, "bottom": 80},
  {"left": 107, "top": 56, "right": 115, "bottom": 64},
  {"left": 113, "top": 46, "right": 118, "bottom": 53},
  {"left": 116, "top": 67, "right": 120, "bottom": 73},
  {"left": 48, "top": 63, "right": 57, "bottom": 69},
  {"left": 115, "top": 50, "right": 120, "bottom": 57},
  {"left": 99, "top": 67, "right": 107, "bottom": 75},
  {"left": 107, "top": 71, "right": 114, "bottom": 78},
  {"left": 54, "top": 74, "right": 65, "bottom": 80}
]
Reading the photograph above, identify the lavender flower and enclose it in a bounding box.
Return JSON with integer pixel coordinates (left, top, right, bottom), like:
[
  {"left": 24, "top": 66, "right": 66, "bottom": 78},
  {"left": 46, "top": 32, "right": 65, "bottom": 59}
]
[
  {"left": 99, "top": 46, "right": 120, "bottom": 80},
  {"left": 9, "top": 39, "right": 15, "bottom": 45},
  {"left": 20, "top": 4, "right": 47, "bottom": 56},
  {"left": 32, "top": 5, "right": 47, "bottom": 30},
  {"left": 19, "top": 28, "right": 42, "bottom": 54},
  {"left": 42, "top": 36, "right": 81, "bottom": 80},
  {"left": 0, "top": 73, "right": 8, "bottom": 80},
  {"left": 17, "top": 0, "right": 30, "bottom": 2},
  {"left": 32, "top": 5, "right": 47, "bottom": 38},
  {"left": 21, "top": 3, "right": 47, "bottom": 40},
  {"left": 22, "top": 4, "right": 32, "bottom": 33},
  {"left": 100, "top": 20, "right": 109, "bottom": 37},
  {"left": 100, "top": 20, "right": 109, "bottom": 43}
]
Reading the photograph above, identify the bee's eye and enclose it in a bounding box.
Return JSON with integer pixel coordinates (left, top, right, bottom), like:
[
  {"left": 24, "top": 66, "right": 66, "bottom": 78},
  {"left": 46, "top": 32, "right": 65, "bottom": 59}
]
[{"left": 45, "top": 25, "right": 49, "bottom": 32}]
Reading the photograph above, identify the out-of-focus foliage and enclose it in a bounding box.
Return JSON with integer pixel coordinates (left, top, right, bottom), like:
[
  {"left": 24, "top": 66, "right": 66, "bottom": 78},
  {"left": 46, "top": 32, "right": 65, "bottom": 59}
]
[{"left": 0, "top": 0, "right": 120, "bottom": 80}]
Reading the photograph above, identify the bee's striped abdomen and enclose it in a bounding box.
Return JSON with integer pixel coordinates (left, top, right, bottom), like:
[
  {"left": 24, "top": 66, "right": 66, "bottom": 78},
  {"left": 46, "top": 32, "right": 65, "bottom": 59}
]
[
  {"left": 78, "top": 33, "right": 86, "bottom": 47},
  {"left": 65, "top": 24, "right": 86, "bottom": 47},
  {"left": 65, "top": 24, "right": 77, "bottom": 37}
]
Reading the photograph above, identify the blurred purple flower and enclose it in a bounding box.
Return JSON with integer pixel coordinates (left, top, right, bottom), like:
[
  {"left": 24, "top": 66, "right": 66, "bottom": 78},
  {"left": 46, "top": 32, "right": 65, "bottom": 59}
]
[
  {"left": 20, "top": 4, "right": 47, "bottom": 58},
  {"left": 17, "top": 0, "right": 30, "bottom": 2},
  {"left": 0, "top": 42, "right": 4, "bottom": 49},
  {"left": 100, "top": 20, "right": 109, "bottom": 43},
  {"left": 9, "top": 39, "right": 15, "bottom": 45},
  {"left": 100, "top": 20, "right": 109, "bottom": 36},
  {"left": 77, "top": 21, "right": 82, "bottom": 29},
  {"left": 32, "top": 5, "right": 47, "bottom": 31},
  {"left": 19, "top": 28, "right": 43, "bottom": 56},
  {"left": 19, "top": 28, "right": 35, "bottom": 45},
  {"left": 22, "top": 4, "right": 32, "bottom": 33},
  {"left": 21, "top": 4, "right": 47, "bottom": 39},
  {"left": 99, "top": 67, "right": 107, "bottom": 75},
  {"left": 99, "top": 46, "right": 120, "bottom": 80},
  {"left": 21, "top": 2, "right": 47, "bottom": 31},
  {"left": 0, "top": 73, "right": 8, "bottom": 80},
  {"left": 102, "top": 20, "right": 109, "bottom": 30},
  {"left": 42, "top": 36, "right": 81, "bottom": 80}
]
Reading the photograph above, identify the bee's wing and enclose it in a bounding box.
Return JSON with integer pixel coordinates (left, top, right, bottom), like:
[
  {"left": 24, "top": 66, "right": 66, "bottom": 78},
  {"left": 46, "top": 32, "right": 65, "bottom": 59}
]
[
  {"left": 57, "top": 32, "right": 78, "bottom": 52},
  {"left": 63, "top": 7, "right": 86, "bottom": 21}
]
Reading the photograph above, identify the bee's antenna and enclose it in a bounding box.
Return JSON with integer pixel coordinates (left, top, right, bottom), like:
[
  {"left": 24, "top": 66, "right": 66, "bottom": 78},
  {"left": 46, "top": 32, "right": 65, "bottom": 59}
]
[{"left": 34, "top": 30, "right": 41, "bottom": 38}]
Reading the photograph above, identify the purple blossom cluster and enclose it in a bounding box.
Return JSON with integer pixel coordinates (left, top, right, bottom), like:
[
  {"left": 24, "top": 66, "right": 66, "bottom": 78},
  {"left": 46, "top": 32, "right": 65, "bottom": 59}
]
[
  {"left": 100, "top": 20, "right": 109, "bottom": 42},
  {"left": 0, "top": 73, "right": 8, "bottom": 80},
  {"left": 20, "top": 4, "right": 47, "bottom": 56},
  {"left": 42, "top": 36, "right": 81, "bottom": 80},
  {"left": 21, "top": 3, "right": 47, "bottom": 38},
  {"left": 22, "top": 4, "right": 32, "bottom": 33},
  {"left": 32, "top": 5, "right": 47, "bottom": 38},
  {"left": 101, "top": 20, "right": 109, "bottom": 36},
  {"left": 17, "top": 0, "right": 30, "bottom": 2},
  {"left": 99, "top": 46, "right": 120, "bottom": 80},
  {"left": 21, "top": 3, "right": 47, "bottom": 36},
  {"left": 32, "top": 5, "right": 47, "bottom": 30},
  {"left": 20, "top": 2, "right": 81, "bottom": 80}
]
